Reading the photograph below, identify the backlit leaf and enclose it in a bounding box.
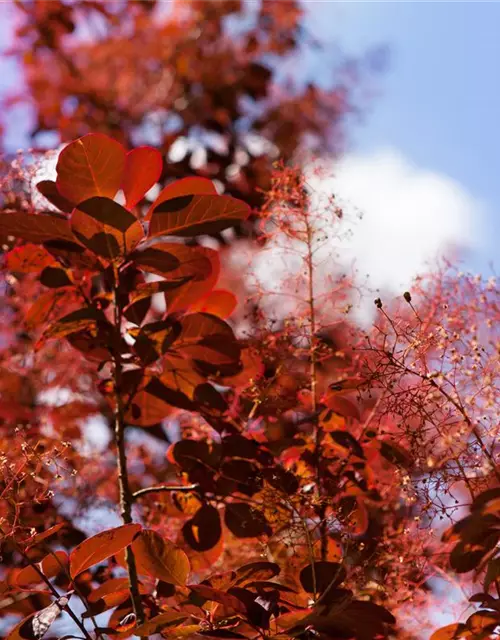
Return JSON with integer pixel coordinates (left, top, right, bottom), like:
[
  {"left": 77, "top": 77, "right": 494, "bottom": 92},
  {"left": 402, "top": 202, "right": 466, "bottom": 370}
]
[
  {"left": 6, "top": 245, "right": 56, "bottom": 273},
  {"left": 15, "top": 551, "right": 69, "bottom": 587},
  {"left": 173, "top": 313, "right": 240, "bottom": 365},
  {"left": 71, "top": 196, "right": 144, "bottom": 259},
  {"left": 122, "top": 146, "right": 163, "bottom": 209},
  {"left": 56, "top": 133, "right": 126, "bottom": 204},
  {"left": 0, "top": 213, "right": 78, "bottom": 245},
  {"left": 134, "top": 611, "right": 188, "bottom": 636},
  {"left": 430, "top": 623, "right": 469, "bottom": 640},
  {"left": 149, "top": 194, "right": 250, "bottom": 238},
  {"left": 69, "top": 523, "right": 141, "bottom": 578},
  {"left": 132, "top": 529, "right": 190, "bottom": 585},
  {"left": 146, "top": 176, "right": 217, "bottom": 221},
  {"left": 191, "top": 289, "right": 237, "bottom": 319}
]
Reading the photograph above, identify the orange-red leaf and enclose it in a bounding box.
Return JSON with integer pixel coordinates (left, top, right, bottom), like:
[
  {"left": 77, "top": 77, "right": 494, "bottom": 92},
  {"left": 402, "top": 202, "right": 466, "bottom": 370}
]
[
  {"left": 132, "top": 529, "right": 190, "bottom": 585},
  {"left": 134, "top": 611, "right": 188, "bottom": 636},
  {"left": 0, "top": 213, "right": 78, "bottom": 245},
  {"left": 69, "top": 523, "right": 141, "bottom": 578},
  {"left": 122, "top": 146, "right": 163, "bottom": 209},
  {"left": 173, "top": 313, "right": 240, "bottom": 365},
  {"left": 149, "top": 194, "right": 250, "bottom": 237},
  {"left": 25, "top": 522, "right": 67, "bottom": 549},
  {"left": 6, "top": 245, "right": 57, "bottom": 273},
  {"left": 25, "top": 288, "right": 81, "bottom": 331},
  {"left": 15, "top": 551, "right": 68, "bottom": 587},
  {"left": 430, "top": 623, "right": 470, "bottom": 640},
  {"left": 71, "top": 197, "right": 144, "bottom": 260},
  {"left": 56, "top": 133, "right": 126, "bottom": 204},
  {"left": 146, "top": 176, "right": 217, "bottom": 220},
  {"left": 190, "top": 289, "right": 237, "bottom": 318}
]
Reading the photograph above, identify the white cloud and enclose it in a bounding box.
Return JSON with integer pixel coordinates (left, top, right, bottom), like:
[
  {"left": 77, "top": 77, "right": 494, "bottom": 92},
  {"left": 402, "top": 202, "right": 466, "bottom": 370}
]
[
  {"left": 313, "top": 148, "right": 484, "bottom": 292},
  {"left": 240, "top": 148, "right": 485, "bottom": 327}
]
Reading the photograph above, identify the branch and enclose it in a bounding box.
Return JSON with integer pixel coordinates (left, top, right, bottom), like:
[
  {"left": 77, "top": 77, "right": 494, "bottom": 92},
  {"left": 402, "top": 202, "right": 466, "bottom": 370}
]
[
  {"left": 0, "top": 527, "right": 93, "bottom": 640},
  {"left": 112, "top": 276, "right": 145, "bottom": 632},
  {"left": 133, "top": 484, "right": 199, "bottom": 500}
]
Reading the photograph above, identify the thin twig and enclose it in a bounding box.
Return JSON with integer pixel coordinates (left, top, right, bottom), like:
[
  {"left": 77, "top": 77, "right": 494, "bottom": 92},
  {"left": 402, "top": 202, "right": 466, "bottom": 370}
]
[{"left": 132, "top": 484, "right": 199, "bottom": 500}]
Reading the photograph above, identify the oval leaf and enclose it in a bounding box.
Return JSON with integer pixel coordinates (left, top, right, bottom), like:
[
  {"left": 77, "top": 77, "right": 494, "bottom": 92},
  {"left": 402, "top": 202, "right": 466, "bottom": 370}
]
[
  {"left": 0, "top": 213, "right": 78, "bottom": 245},
  {"left": 56, "top": 133, "right": 126, "bottom": 204},
  {"left": 122, "top": 146, "right": 163, "bottom": 209},
  {"left": 146, "top": 176, "right": 217, "bottom": 220},
  {"left": 69, "top": 523, "right": 141, "bottom": 579},
  {"left": 132, "top": 529, "right": 190, "bottom": 586},
  {"left": 149, "top": 194, "right": 250, "bottom": 238}
]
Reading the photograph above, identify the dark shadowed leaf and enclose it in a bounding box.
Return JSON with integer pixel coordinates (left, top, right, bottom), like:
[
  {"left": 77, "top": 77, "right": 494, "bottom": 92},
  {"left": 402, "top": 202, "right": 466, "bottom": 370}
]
[
  {"left": 39, "top": 266, "right": 72, "bottom": 288},
  {"left": 329, "top": 431, "right": 364, "bottom": 459},
  {"left": 299, "top": 561, "right": 346, "bottom": 594},
  {"left": 182, "top": 505, "right": 222, "bottom": 552},
  {"left": 234, "top": 562, "right": 280, "bottom": 585},
  {"left": 71, "top": 196, "right": 144, "bottom": 259},
  {"left": 36, "top": 180, "right": 75, "bottom": 213},
  {"left": 188, "top": 584, "right": 247, "bottom": 614},
  {"left": 225, "top": 503, "right": 271, "bottom": 539}
]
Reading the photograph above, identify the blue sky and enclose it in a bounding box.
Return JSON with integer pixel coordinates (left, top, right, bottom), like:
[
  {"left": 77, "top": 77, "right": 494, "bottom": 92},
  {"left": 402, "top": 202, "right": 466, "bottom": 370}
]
[
  {"left": 304, "top": 1, "right": 500, "bottom": 277},
  {"left": 0, "top": 1, "right": 498, "bottom": 279}
]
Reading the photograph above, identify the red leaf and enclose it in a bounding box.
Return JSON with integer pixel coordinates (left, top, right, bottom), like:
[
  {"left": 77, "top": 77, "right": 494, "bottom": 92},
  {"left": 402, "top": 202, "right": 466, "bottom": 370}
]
[
  {"left": 430, "top": 623, "right": 469, "bottom": 640},
  {"left": 148, "top": 194, "right": 250, "bottom": 237},
  {"left": 132, "top": 529, "right": 190, "bottom": 585},
  {"left": 122, "top": 146, "right": 163, "bottom": 209},
  {"left": 70, "top": 196, "right": 144, "bottom": 260},
  {"left": 323, "top": 392, "right": 360, "bottom": 420},
  {"left": 6, "top": 245, "right": 57, "bottom": 273},
  {"left": 25, "top": 288, "right": 81, "bottom": 331},
  {"left": 56, "top": 133, "right": 126, "bottom": 204},
  {"left": 134, "top": 612, "right": 189, "bottom": 637},
  {"left": 25, "top": 523, "right": 67, "bottom": 549},
  {"left": 0, "top": 213, "right": 78, "bottom": 245},
  {"left": 15, "top": 551, "right": 68, "bottom": 587},
  {"left": 69, "top": 523, "right": 141, "bottom": 578},
  {"left": 36, "top": 179, "right": 75, "bottom": 213},
  {"left": 146, "top": 176, "right": 217, "bottom": 220},
  {"left": 191, "top": 289, "right": 237, "bottom": 318},
  {"left": 188, "top": 584, "right": 247, "bottom": 614},
  {"left": 173, "top": 313, "right": 240, "bottom": 365}
]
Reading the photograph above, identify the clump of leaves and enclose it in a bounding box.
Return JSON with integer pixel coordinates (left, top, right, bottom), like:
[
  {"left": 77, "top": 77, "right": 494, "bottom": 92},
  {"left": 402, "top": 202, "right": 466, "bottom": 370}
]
[{"left": 0, "top": 133, "right": 397, "bottom": 640}]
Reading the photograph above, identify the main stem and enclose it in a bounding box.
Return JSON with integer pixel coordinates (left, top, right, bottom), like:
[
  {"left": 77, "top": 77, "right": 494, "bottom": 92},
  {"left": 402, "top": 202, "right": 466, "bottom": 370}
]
[
  {"left": 304, "top": 216, "right": 327, "bottom": 562},
  {"left": 112, "top": 274, "right": 145, "bottom": 628}
]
